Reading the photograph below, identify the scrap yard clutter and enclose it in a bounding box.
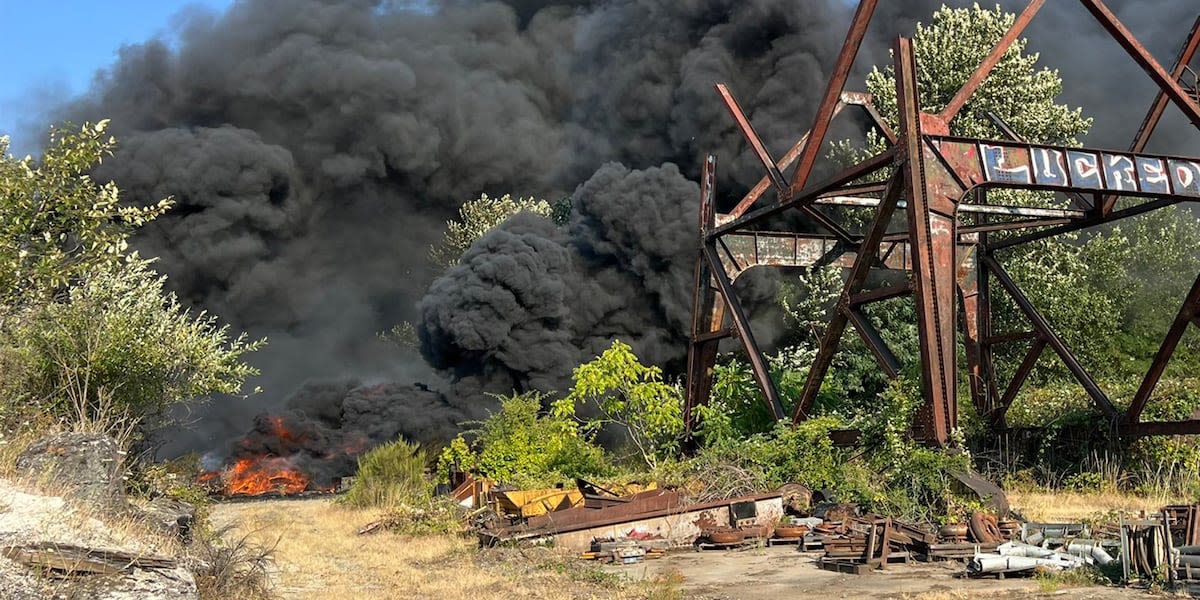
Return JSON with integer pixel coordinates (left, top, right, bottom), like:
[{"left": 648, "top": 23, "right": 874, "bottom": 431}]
[{"left": 4, "top": 0, "right": 1200, "bottom": 598}]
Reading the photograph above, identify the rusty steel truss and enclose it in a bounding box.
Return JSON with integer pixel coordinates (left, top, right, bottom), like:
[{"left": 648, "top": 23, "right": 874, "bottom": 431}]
[{"left": 684, "top": 0, "right": 1200, "bottom": 445}]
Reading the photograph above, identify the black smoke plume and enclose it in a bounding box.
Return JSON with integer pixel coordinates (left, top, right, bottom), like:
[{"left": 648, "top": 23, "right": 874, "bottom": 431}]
[{"left": 43, "top": 0, "right": 1200, "bottom": 474}]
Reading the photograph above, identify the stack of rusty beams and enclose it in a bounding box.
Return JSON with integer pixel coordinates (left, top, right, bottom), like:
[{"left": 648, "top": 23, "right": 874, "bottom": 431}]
[
  {"left": 1165, "top": 504, "right": 1200, "bottom": 547},
  {"left": 1120, "top": 517, "right": 1172, "bottom": 584},
  {"left": 927, "top": 541, "right": 1001, "bottom": 561},
  {"left": 479, "top": 489, "right": 784, "bottom": 553},
  {"left": 818, "top": 516, "right": 935, "bottom": 573}
]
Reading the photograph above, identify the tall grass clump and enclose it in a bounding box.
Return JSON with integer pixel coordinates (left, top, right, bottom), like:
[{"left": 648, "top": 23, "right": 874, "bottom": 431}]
[{"left": 339, "top": 439, "right": 430, "bottom": 509}]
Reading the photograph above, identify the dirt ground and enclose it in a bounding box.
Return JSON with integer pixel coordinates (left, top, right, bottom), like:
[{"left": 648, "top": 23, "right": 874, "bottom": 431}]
[
  {"left": 610, "top": 544, "right": 1167, "bottom": 599},
  {"left": 211, "top": 496, "right": 1177, "bottom": 600}
]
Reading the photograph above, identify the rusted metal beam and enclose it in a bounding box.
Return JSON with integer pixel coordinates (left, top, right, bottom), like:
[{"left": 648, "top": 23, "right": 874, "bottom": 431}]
[
  {"left": 794, "top": 170, "right": 904, "bottom": 421},
  {"left": 849, "top": 282, "right": 913, "bottom": 306},
  {"left": 789, "top": 0, "right": 880, "bottom": 193},
  {"left": 1125, "top": 272, "right": 1200, "bottom": 424},
  {"left": 897, "top": 36, "right": 959, "bottom": 445},
  {"left": 846, "top": 307, "right": 902, "bottom": 378},
  {"left": 983, "top": 255, "right": 1119, "bottom": 420},
  {"left": 692, "top": 328, "right": 732, "bottom": 344},
  {"left": 843, "top": 92, "right": 899, "bottom": 144},
  {"left": 959, "top": 218, "right": 1074, "bottom": 236},
  {"left": 1078, "top": 0, "right": 1200, "bottom": 128},
  {"left": 1101, "top": 16, "right": 1200, "bottom": 216},
  {"left": 978, "top": 245, "right": 1004, "bottom": 424},
  {"left": 704, "top": 242, "right": 786, "bottom": 421},
  {"left": 716, "top": 84, "right": 789, "bottom": 194},
  {"left": 730, "top": 103, "right": 850, "bottom": 219},
  {"left": 713, "top": 147, "right": 897, "bottom": 237},
  {"left": 984, "top": 330, "right": 1039, "bottom": 345},
  {"left": 940, "top": 0, "right": 1046, "bottom": 125},
  {"left": 816, "top": 194, "right": 1087, "bottom": 219},
  {"left": 994, "top": 338, "right": 1047, "bottom": 427},
  {"left": 684, "top": 155, "right": 721, "bottom": 439},
  {"left": 989, "top": 198, "right": 1180, "bottom": 251},
  {"left": 984, "top": 111, "right": 1092, "bottom": 212}
]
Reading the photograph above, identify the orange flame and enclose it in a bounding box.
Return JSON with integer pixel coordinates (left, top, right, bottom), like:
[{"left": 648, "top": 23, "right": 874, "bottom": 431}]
[{"left": 201, "top": 456, "right": 333, "bottom": 496}]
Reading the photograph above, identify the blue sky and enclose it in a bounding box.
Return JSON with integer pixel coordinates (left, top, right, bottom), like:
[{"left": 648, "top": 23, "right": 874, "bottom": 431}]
[{"left": 0, "top": 1, "right": 235, "bottom": 156}]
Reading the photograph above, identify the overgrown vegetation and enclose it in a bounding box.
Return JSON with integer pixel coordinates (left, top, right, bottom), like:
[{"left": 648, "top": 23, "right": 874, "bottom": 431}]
[
  {"left": 340, "top": 439, "right": 430, "bottom": 509},
  {"left": 438, "top": 392, "right": 609, "bottom": 488},
  {"left": 0, "top": 124, "right": 263, "bottom": 445},
  {"left": 191, "top": 524, "right": 277, "bottom": 600},
  {"left": 427, "top": 192, "right": 552, "bottom": 269},
  {"left": 414, "top": 3, "right": 1200, "bottom": 527}
]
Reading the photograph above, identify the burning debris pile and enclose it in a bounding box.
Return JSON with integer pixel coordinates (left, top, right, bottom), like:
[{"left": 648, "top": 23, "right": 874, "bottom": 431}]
[{"left": 200, "top": 381, "right": 462, "bottom": 497}]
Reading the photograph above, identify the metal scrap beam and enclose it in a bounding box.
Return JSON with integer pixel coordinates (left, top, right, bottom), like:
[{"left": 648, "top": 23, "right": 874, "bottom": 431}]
[
  {"left": 789, "top": 0, "right": 880, "bottom": 194},
  {"left": 684, "top": 155, "right": 722, "bottom": 438},
  {"left": 794, "top": 170, "right": 904, "bottom": 421},
  {"left": 713, "top": 147, "right": 896, "bottom": 237},
  {"left": 994, "top": 338, "right": 1047, "bottom": 427},
  {"left": 989, "top": 199, "right": 1180, "bottom": 251},
  {"left": 897, "top": 36, "right": 958, "bottom": 444},
  {"left": 1101, "top": 16, "right": 1200, "bottom": 216},
  {"left": 940, "top": 0, "right": 1046, "bottom": 125},
  {"left": 983, "top": 255, "right": 1119, "bottom": 420},
  {"left": 846, "top": 307, "right": 902, "bottom": 378},
  {"left": 705, "top": 242, "right": 786, "bottom": 421},
  {"left": 717, "top": 84, "right": 789, "bottom": 194},
  {"left": 1125, "top": 272, "right": 1200, "bottom": 424},
  {"left": 1079, "top": 0, "right": 1200, "bottom": 128}
]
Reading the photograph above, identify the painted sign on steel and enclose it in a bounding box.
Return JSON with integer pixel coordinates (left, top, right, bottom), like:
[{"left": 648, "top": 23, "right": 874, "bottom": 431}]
[{"left": 930, "top": 138, "right": 1200, "bottom": 198}]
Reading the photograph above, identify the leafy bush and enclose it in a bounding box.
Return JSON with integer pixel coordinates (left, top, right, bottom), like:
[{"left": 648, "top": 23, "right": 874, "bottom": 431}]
[
  {"left": 438, "top": 392, "right": 609, "bottom": 488},
  {"left": 678, "top": 417, "right": 850, "bottom": 502},
  {"left": 0, "top": 124, "right": 262, "bottom": 444},
  {"left": 8, "top": 257, "right": 263, "bottom": 444},
  {"left": 340, "top": 439, "right": 431, "bottom": 509},
  {"left": 554, "top": 340, "right": 683, "bottom": 469}
]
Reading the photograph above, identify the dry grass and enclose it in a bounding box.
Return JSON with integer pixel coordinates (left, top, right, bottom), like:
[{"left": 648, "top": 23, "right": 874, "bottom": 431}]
[
  {"left": 211, "top": 498, "right": 640, "bottom": 600},
  {"left": 1007, "top": 489, "right": 1183, "bottom": 523}
]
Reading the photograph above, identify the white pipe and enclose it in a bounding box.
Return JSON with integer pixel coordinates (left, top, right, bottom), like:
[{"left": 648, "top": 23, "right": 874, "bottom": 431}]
[
  {"left": 997, "top": 541, "right": 1057, "bottom": 558},
  {"left": 1064, "top": 541, "right": 1115, "bottom": 566},
  {"left": 969, "top": 554, "right": 1083, "bottom": 574}
]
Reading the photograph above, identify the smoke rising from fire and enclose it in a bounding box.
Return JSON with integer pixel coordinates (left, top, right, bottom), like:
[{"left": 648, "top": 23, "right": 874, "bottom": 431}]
[{"left": 42, "top": 0, "right": 1200, "bottom": 463}]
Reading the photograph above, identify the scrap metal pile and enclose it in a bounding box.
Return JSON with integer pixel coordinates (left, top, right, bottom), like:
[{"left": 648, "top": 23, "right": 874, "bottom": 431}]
[{"left": 443, "top": 468, "right": 1200, "bottom": 593}]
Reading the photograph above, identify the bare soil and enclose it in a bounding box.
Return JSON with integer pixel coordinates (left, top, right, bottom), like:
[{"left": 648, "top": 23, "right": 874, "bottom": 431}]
[
  {"left": 211, "top": 495, "right": 1178, "bottom": 599},
  {"left": 610, "top": 544, "right": 1168, "bottom": 599}
]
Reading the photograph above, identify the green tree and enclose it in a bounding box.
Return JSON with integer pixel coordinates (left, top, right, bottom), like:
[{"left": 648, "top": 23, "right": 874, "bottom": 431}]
[
  {"left": 428, "top": 193, "right": 552, "bottom": 268},
  {"left": 0, "top": 123, "right": 170, "bottom": 310},
  {"left": 0, "top": 123, "right": 262, "bottom": 439},
  {"left": 865, "top": 4, "right": 1090, "bottom": 143},
  {"left": 7, "top": 256, "right": 263, "bottom": 440},
  {"left": 438, "top": 392, "right": 609, "bottom": 486},
  {"left": 831, "top": 4, "right": 1124, "bottom": 387},
  {"left": 554, "top": 340, "right": 684, "bottom": 469}
]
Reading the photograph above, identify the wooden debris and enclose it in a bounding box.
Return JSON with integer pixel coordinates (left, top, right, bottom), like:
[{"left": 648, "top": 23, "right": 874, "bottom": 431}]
[{"left": 2, "top": 542, "right": 176, "bottom": 577}]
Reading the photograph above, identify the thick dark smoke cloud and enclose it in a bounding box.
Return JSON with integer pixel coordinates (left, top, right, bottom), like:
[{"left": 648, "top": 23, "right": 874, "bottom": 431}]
[
  {"left": 419, "top": 162, "right": 700, "bottom": 395},
  {"left": 46, "top": 0, "right": 1200, "bottom": 468}
]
